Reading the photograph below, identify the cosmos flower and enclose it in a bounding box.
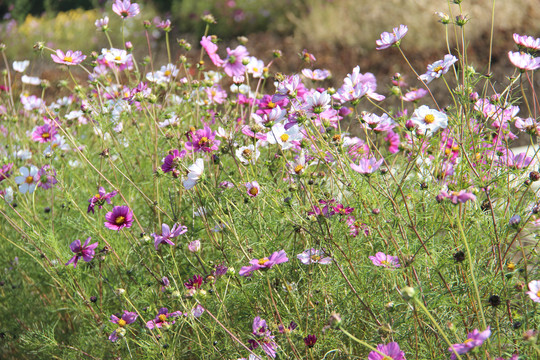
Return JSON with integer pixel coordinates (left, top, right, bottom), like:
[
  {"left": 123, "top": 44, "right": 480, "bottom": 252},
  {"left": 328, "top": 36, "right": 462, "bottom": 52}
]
[
  {"left": 245, "top": 181, "right": 260, "bottom": 197},
  {"left": 223, "top": 45, "right": 249, "bottom": 77},
  {"left": 87, "top": 187, "right": 118, "bottom": 214},
  {"left": 0, "top": 163, "right": 13, "bottom": 183},
  {"left": 375, "top": 24, "right": 408, "bottom": 50},
  {"left": 448, "top": 327, "right": 491, "bottom": 360},
  {"left": 419, "top": 54, "right": 458, "bottom": 83},
  {"left": 409, "top": 105, "right": 448, "bottom": 136},
  {"left": 368, "top": 342, "right": 406, "bottom": 360},
  {"left": 32, "top": 124, "right": 57, "bottom": 143},
  {"left": 112, "top": 0, "right": 140, "bottom": 18},
  {"left": 249, "top": 316, "right": 278, "bottom": 358},
  {"left": 12, "top": 60, "right": 30, "bottom": 73},
  {"left": 109, "top": 311, "right": 138, "bottom": 342},
  {"left": 183, "top": 158, "right": 204, "bottom": 190},
  {"left": 301, "top": 68, "right": 331, "bottom": 81},
  {"left": 51, "top": 49, "right": 86, "bottom": 65},
  {"left": 239, "top": 250, "right": 289, "bottom": 277},
  {"left": 350, "top": 156, "right": 384, "bottom": 174},
  {"left": 508, "top": 51, "right": 540, "bottom": 71},
  {"left": 200, "top": 36, "right": 224, "bottom": 67},
  {"left": 297, "top": 249, "right": 332, "bottom": 265},
  {"left": 152, "top": 222, "right": 188, "bottom": 250},
  {"left": 161, "top": 149, "right": 187, "bottom": 174},
  {"left": 65, "top": 237, "right": 98, "bottom": 268},
  {"left": 104, "top": 206, "right": 134, "bottom": 231},
  {"left": 526, "top": 280, "right": 540, "bottom": 303},
  {"left": 437, "top": 190, "right": 476, "bottom": 204},
  {"left": 186, "top": 126, "right": 220, "bottom": 153},
  {"left": 14, "top": 166, "right": 39, "bottom": 194},
  {"left": 369, "top": 252, "right": 401, "bottom": 269},
  {"left": 146, "top": 308, "right": 183, "bottom": 329},
  {"left": 37, "top": 165, "right": 57, "bottom": 190},
  {"left": 513, "top": 33, "right": 540, "bottom": 51}
]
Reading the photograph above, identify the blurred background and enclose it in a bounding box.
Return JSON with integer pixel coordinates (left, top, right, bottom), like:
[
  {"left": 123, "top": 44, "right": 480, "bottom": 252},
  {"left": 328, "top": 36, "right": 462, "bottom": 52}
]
[{"left": 1, "top": 0, "right": 539, "bottom": 96}]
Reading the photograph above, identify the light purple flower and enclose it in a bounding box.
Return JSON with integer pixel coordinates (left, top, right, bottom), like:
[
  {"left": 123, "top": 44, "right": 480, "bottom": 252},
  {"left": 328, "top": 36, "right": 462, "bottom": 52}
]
[
  {"left": 508, "top": 51, "right": 540, "bottom": 71},
  {"left": 350, "top": 156, "right": 384, "bottom": 175},
  {"left": 419, "top": 54, "right": 458, "bottom": 83},
  {"left": 376, "top": 24, "right": 408, "bottom": 50},
  {"left": 438, "top": 190, "right": 476, "bottom": 205},
  {"left": 0, "top": 163, "right": 13, "bottom": 182},
  {"left": 223, "top": 45, "right": 249, "bottom": 77},
  {"left": 87, "top": 187, "right": 118, "bottom": 214},
  {"left": 51, "top": 49, "right": 86, "bottom": 65},
  {"left": 499, "top": 151, "right": 533, "bottom": 170},
  {"left": 146, "top": 308, "right": 182, "bottom": 329},
  {"left": 239, "top": 250, "right": 289, "bottom": 277},
  {"left": 448, "top": 327, "right": 491, "bottom": 360},
  {"left": 245, "top": 181, "right": 260, "bottom": 197},
  {"left": 369, "top": 252, "right": 400, "bottom": 269},
  {"left": 95, "top": 16, "right": 109, "bottom": 31},
  {"left": 37, "top": 165, "right": 57, "bottom": 190},
  {"left": 188, "top": 240, "right": 201, "bottom": 253},
  {"left": 368, "top": 342, "right": 406, "bottom": 360},
  {"left": 112, "top": 0, "right": 140, "bottom": 18},
  {"left": 14, "top": 166, "right": 39, "bottom": 194},
  {"left": 104, "top": 206, "right": 133, "bottom": 231},
  {"left": 109, "top": 311, "right": 138, "bottom": 342},
  {"left": 297, "top": 249, "right": 332, "bottom": 265},
  {"left": 185, "top": 126, "right": 220, "bottom": 153},
  {"left": 161, "top": 149, "right": 186, "bottom": 174},
  {"left": 65, "top": 237, "right": 98, "bottom": 268},
  {"left": 249, "top": 316, "right": 278, "bottom": 358},
  {"left": 401, "top": 88, "right": 428, "bottom": 102},
  {"left": 152, "top": 222, "right": 188, "bottom": 250},
  {"left": 301, "top": 68, "right": 331, "bottom": 81}
]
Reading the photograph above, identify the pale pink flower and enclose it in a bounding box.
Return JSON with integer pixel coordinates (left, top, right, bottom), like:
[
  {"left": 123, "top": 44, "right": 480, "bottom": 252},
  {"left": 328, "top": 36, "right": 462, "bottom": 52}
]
[
  {"left": 51, "top": 49, "right": 86, "bottom": 65},
  {"left": 508, "top": 51, "right": 540, "bottom": 71},
  {"left": 376, "top": 24, "right": 408, "bottom": 50},
  {"left": 526, "top": 280, "right": 540, "bottom": 302},
  {"left": 112, "top": 0, "right": 140, "bottom": 18}
]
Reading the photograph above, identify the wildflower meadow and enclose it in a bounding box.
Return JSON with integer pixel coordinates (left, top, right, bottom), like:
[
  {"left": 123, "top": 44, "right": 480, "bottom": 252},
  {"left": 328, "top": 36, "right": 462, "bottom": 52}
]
[{"left": 2, "top": 0, "right": 540, "bottom": 359}]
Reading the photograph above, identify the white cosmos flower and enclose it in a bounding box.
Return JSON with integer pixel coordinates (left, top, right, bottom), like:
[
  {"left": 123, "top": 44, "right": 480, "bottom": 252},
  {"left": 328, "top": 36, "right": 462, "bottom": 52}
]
[
  {"left": 13, "top": 60, "right": 30, "bottom": 73},
  {"left": 14, "top": 166, "right": 39, "bottom": 194},
  {"left": 236, "top": 145, "right": 260, "bottom": 165},
  {"left": 267, "top": 123, "right": 302, "bottom": 150},
  {"left": 3, "top": 187, "right": 14, "bottom": 203},
  {"left": 409, "top": 105, "right": 448, "bottom": 136},
  {"left": 21, "top": 75, "right": 41, "bottom": 85},
  {"left": 183, "top": 158, "right": 204, "bottom": 190}
]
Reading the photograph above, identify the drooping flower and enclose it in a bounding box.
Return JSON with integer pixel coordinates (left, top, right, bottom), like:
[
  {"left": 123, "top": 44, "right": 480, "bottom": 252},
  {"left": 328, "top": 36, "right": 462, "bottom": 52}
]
[
  {"left": 146, "top": 308, "right": 183, "bottom": 329},
  {"left": 112, "top": 0, "right": 140, "bottom": 18},
  {"left": 95, "top": 16, "right": 109, "bottom": 31},
  {"left": 297, "top": 249, "right": 332, "bottom": 265},
  {"left": 65, "top": 237, "right": 98, "bottom": 268},
  {"left": 245, "top": 181, "right": 260, "bottom": 197},
  {"left": 448, "top": 327, "right": 491, "bottom": 360},
  {"left": 239, "top": 250, "right": 289, "bottom": 277},
  {"left": 51, "top": 49, "right": 86, "bottom": 66},
  {"left": 368, "top": 342, "right": 406, "bottom": 360},
  {"left": 109, "top": 311, "right": 138, "bottom": 342},
  {"left": 375, "top": 24, "right": 408, "bottom": 50},
  {"left": 152, "top": 222, "right": 188, "bottom": 250},
  {"left": 183, "top": 158, "right": 204, "bottom": 190},
  {"left": 508, "top": 51, "right": 540, "bottom": 71},
  {"left": 301, "top": 68, "right": 331, "bottom": 81},
  {"left": 188, "top": 240, "right": 201, "bottom": 253},
  {"left": 419, "top": 54, "right": 458, "bottom": 83},
  {"left": 350, "top": 156, "right": 384, "bottom": 175},
  {"left": 14, "top": 166, "right": 40, "bottom": 194},
  {"left": 526, "top": 280, "right": 540, "bottom": 302},
  {"left": 401, "top": 88, "right": 428, "bottom": 102},
  {"left": 87, "top": 187, "right": 118, "bottom": 214},
  {"left": 369, "top": 252, "right": 401, "bottom": 269},
  {"left": 409, "top": 105, "right": 448, "bottom": 136},
  {"left": 104, "top": 206, "right": 134, "bottom": 231}
]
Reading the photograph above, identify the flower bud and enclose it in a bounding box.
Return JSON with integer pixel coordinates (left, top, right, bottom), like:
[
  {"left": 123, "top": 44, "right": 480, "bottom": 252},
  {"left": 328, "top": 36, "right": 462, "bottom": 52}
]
[{"left": 401, "top": 287, "right": 416, "bottom": 301}]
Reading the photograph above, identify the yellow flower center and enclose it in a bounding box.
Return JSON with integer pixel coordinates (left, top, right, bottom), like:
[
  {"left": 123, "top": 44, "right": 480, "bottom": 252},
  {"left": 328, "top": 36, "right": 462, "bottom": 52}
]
[
  {"left": 115, "top": 216, "right": 126, "bottom": 225},
  {"left": 383, "top": 357, "right": 393, "bottom": 360},
  {"left": 267, "top": 101, "right": 276, "bottom": 108},
  {"left": 249, "top": 187, "right": 259, "bottom": 196},
  {"left": 294, "top": 164, "right": 303, "bottom": 174},
  {"left": 164, "top": 70, "right": 172, "bottom": 76},
  {"left": 52, "top": 143, "right": 59, "bottom": 149},
  {"left": 42, "top": 132, "right": 50, "bottom": 139},
  {"left": 118, "top": 319, "right": 127, "bottom": 327},
  {"left": 115, "top": 56, "right": 122, "bottom": 61},
  {"left": 424, "top": 114, "right": 435, "bottom": 124},
  {"left": 64, "top": 56, "right": 73, "bottom": 63},
  {"left": 158, "top": 314, "right": 167, "bottom": 322},
  {"left": 199, "top": 137, "right": 209, "bottom": 146},
  {"left": 463, "top": 338, "right": 474, "bottom": 344},
  {"left": 507, "top": 262, "right": 515, "bottom": 270},
  {"left": 311, "top": 255, "right": 321, "bottom": 261},
  {"left": 333, "top": 134, "right": 341, "bottom": 142},
  {"left": 433, "top": 65, "right": 443, "bottom": 72},
  {"left": 280, "top": 133, "right": 289, "bottom": 142},
  {"left": 242, "top": 149, "right": 252, "bottom": 158},
  {"left": 95, "top": 194, "right": 101, "bottom": 199},
  {"left": 258, "top": 258, "right": 269, "bottom": 265},
  {"left": 381, "top": 260, "right": 390, "bottom": 266},
  {"left": 25, "top": 176, "right": 34, "bottom": 184},
  {"left": 211, "top": 90, "right": 216, "bottom": 96},
  {"left": 445, "top": 148, "right": 452, "bottom": 156},
  {"left": 253, "top": 67, "right": 259, "bottom": 73}
]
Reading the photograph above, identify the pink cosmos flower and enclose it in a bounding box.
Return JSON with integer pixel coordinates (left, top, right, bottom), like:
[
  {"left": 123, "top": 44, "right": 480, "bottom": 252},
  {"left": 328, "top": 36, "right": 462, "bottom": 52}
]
[
  {"left": 104, "top": 206, "right": 133, "bottom": 231},
  {"left": 32, "top": 124, "right": 57, "bottom": 143},
  {"left": 350, "top": 156, "right": 384, "bottom": 174},
  {"left": 401, "top": 88, "right": 428, "bottom": 102},
  {"left": 438, "top": 190, "right": 476, "bottom": 204},
  {"left": 109, "top": 311, "right": 138, "bottom": 342},
  {"left": 369, "top": 252, "right": 400, "bottom": 269},
  {"left": 376, "top": 24, "right": 408, "bottom": 50},
  {"left": 513, "top": 33, "right": 540, "bottom": 51},
  {"left": 419, "top": 54, "right": 458, "bottom": 83},
  {"left": 223, "top": 45, "right": 249, "bottom": 77},
  {"left": 185, "top": 126, "right": 220, "bottom": 153},
  {"left": 112, "top": 0, "right": 140, "bottom": 18},
  {"left": 146, "top": 308, "right": 183, "bottom": 329},
  {"left": 200, "top": 36, "right": 224, "bottom": 67},
  {"left": 526, "top": 280, "right": 540, "bottom": 302},
  {"left": 0, "top": 163, "right": 13, "bottom": 182},
  {"left": 65, "top": 237, "right": 98, "bottom": 268},
  {"left": 161, "top": 149, "right": 187, "bottom": 174},
  {"left": 87, "top": 187, "right": 118, "bottom": 214},
  {"left": 368, "top": 342, "right": 406, "bottom": 360},
  {"left": 51, "top": 49, "right": 86, "bottom": 65},
  {"left": 205, "top": 84, "right": 227, "bottom": 104},
  {"left": 385, "top": 130, "right": 400, "bottom": 154},
  {"left": 188, "top": 240, "right": 201, "bottom": 253},
  {"left": 245, "top": 181, "right": 261, "bottom": 197},
  {"left": 301, "top": 68, "right": 331, "bottom": 81},
  {"left": 347, "top": 216, "right": 370, "bottom": 237},
  {"left": 297, "top": 249, "right": 332, "bottom": 265},
  {"left": 448, "top": 327, "right": 491, "bottom": 360},
  {"left": 37, "top": 165, "right": 57, "bottom": 190},
  {"left": 498, "top": 151, "right": 533, "bottom": 170},
  {"left": 249, "top": 316, "right": 278, "bottom": 358},
  {"left": 239, "top": 250, "right": 289, "bottom": 277},
  {"left": 152, "top": 222, "right": 188, "bottom": 250},
  {"left": 508, "top": 51, "right": 540, "bottom": 71}
]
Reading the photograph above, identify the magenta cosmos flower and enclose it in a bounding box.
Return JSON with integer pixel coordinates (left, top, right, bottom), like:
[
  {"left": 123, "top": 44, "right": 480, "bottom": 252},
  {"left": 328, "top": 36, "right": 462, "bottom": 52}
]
[
  {"left": 112, "top": 0, "right": 140, "bottom": 18},
  {"left": 239, "top": 250, "right": 289, "bottom": 277},
  {"left": 376, "top": 24, "right": 408, "bottom": 50},
  {"left": 448, "top": 327, "right": 491, "bottom": 360},
  {"left": 161, "top": 149, "right": 187, "bottom": 174},
  {"left": 526, "top": 280, "right": 540, "bottom": 302},
  {"left": 109, "top": 311, "right": 138, "bottom": 342},
  {"left": 152, "top": 222, "right": 188, "bottom": 250},
  {"left": 350, "top": 156, "right": 384, "bottom": 175},
  {"left": 369, "top": 252, "right": 400, "bottom": 269},
  {"left": 32, "top": 124, "right": 57, "bottom": 143},
  {"left": 368, "top": 342, "right": 406, "bottom": 360},
  {"left": 185, "top": 126, "right": 220, "bottom": 153},
  {"left": 297, "top": 248, "right": 332, "bottom": 265},
  {"left": 419, "top": 54, "right": 458, "bottom": 83},
  {"left": 104, "top": 205, "right": 133, "bottom": 231},
  {"left": 146, "top": 308, "right": 183, "bottom": 329},
  {"left": 65, "top": 237, "right": 98, "bottom": 268},
  {"left": 200, "top": 35, "right": 224, "bottom": 67},
  {"left": 249, "top": 316, "right": 278, "bottom": 358},
  {"left": 508, "top": 51, "right": 540, "bottom": 71},
  {"left": 51, "top": 49, "right": 86, "bottom": 66},
  {"left": 0, "top": 163, "right": 13, "bottom": 182},
  {"left": 87, "top": 187, "right": 118, "bottom": 214}
]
